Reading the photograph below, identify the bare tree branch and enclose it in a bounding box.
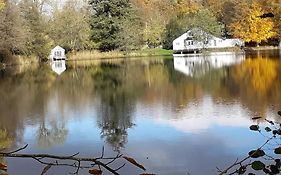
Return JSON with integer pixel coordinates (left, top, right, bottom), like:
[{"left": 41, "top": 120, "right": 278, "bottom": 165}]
[{"left": 0, "top": 145, "right": 123, "bottom": 175}]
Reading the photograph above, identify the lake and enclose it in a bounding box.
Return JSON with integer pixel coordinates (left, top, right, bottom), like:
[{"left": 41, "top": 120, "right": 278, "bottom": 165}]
[{"left": 0, "top": 50, "right": 281, "bottom": 175}]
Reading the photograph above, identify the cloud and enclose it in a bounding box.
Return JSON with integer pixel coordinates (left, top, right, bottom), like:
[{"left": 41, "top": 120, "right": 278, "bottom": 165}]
[{"left": 137, "top": 96, "right": 253, "bottom": 133}]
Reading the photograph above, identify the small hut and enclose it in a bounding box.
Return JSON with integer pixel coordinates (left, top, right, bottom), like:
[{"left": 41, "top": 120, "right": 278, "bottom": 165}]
[{"left": 49, "top": 46, "right": 66, "bottom": 61}]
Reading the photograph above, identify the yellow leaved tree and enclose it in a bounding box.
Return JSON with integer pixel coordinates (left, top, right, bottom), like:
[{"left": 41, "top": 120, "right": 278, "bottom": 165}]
[
  {"left": 174, "top": 0, "right": 201, "bottom": 16},
  {"left": 229, "top": 1, "right": 276, "bottom": 45}
]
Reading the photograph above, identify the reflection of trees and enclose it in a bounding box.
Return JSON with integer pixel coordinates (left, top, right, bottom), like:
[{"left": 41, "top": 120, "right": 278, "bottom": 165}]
[
  {"left": 94, "top": 64, "right": 140, "bottom": 151},
  {"left": 0, "top": 129, "right": 12, "bottom": 150},
  {"left": 0, "top": 55, "right": 280, "bottom": 152},
  {"left": 0, "top": 65, "right": 68, "bottom": 149},
  {"left": 37, "top": 120, "right": 68, "bottom": 149},
  {"left": 232, "top": 58, "right": 278, "bottom": 94},
  {"left": 0, "top": 65, "right": 56, "bottom": 145},
  {"left": 226, "top": 58, "right": 280, "bottom": 116}
]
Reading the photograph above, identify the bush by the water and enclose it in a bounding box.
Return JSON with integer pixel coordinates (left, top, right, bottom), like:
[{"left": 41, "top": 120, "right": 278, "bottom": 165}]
[{"left": 0, "top": 49, "right": 13, "bottom": 64}]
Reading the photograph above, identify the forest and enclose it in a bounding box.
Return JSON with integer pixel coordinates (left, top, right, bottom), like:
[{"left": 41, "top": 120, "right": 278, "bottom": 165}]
[{"left": 0, "top": 0, "right": 281, "bottom": 61}]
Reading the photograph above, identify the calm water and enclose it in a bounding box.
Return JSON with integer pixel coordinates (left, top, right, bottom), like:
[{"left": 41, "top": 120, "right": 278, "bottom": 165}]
[{"left": 0, "top": 51, "right": 281, "bottom": 175}]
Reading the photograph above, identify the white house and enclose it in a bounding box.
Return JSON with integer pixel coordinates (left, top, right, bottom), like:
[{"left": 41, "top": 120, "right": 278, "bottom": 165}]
[
  {"left": 173, "top": 29, "right": 244, "bottom": 53},
  {"left": 49, "top": 46, "right": 66, "bottom": 61}
]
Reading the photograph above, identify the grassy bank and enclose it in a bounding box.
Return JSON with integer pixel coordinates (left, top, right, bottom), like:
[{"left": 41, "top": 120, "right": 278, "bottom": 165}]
[
  {"left": 0, "top": 55, "right": 38, "bottom": 69},
  {"left": 68, "top": 48, "right": 173, "bottom": 60}
]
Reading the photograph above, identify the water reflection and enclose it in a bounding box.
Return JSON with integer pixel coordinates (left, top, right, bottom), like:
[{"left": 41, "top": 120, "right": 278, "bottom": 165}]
[
  {"left": 231, "top": 57, "right": 278, "bottom": 94},
  {"left": 173, "top": 52, "right": 245, "bottom": 77},
  {"left": 0, "top": 129, "right": 12, "bottom": 150},
  {"left": 51, "top": 60, "right": 66, "bottom": 75},
  {"left": 0, "top": 54, "right": 281, "bottom": 174},
  {"left": 37, "top": 119, "right": 68, "bottom": 148},
  {"left": 94, "top": 64, "right": 138, "bottom": 151}
]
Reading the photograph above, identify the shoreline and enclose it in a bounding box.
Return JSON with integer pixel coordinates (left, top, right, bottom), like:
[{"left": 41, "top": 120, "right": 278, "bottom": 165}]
[
  {"left": 67, "top": 48, "right": 173, "bottom": 61},
  {"left": 1, "top": 47, "right": 280, "bottom": 70}
]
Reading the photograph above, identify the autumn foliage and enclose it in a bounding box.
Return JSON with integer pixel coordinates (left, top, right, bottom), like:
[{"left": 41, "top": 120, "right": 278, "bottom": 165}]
[
  {"left": 229, "top": 1, "right": 276, "bottom": 44},
  {"left": 0, "top": 0, "right": 281, "bottom": 56}
]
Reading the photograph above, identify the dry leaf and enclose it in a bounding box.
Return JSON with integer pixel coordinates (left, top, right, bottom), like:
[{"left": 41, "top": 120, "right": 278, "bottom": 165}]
[
  {"left": 41, "top": 165, "right": 52, "bottom": 175},
  {"left": 88, "top": 169, "right": 102, "bottom": 175},
  {"left": 0, "top": 163, "right": 7, "bottom": 171},
  {"left": 123, "top": 156, "right": 146, "bottom": 171}
]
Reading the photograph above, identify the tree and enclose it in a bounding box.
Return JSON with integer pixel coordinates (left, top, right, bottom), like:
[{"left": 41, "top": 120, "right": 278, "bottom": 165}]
[
  {"left": 162, "top": 8, "right": 222, "bottom": 49},
  {"left": 260, "top": 0, "right": 281, "bottom": 38},
  {"left": 162, "top": 16, "right": 186, "bottom": 49},
  {"left": 229, "top": 1, "right": 276, "bottom": 45},
  {"left": 89, "top": 0, "right": 133, "bottom": 51},
  {"left": 19, "top": 0, "right": 51, "bottom": 59},
  {"left": 0, "top": 1, "right": 26, "bottom": 53},
  {"left": 48, "top": 0, "right": 92, "bottom": 51},
  {"left": 174, "top": 0, "right": 201, "bottom": 17},
  {"left": 189, "top": 8, "right": 223, "bottom": 41},
  {"left": 133, "top": 0, "right": 175, "bottom": 47},
  {"left": 118, "top": 16, "right": 143, "bottom": 51}
]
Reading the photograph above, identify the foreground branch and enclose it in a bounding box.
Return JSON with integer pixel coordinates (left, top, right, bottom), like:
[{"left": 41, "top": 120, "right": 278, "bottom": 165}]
[{"left": 0, "top": 145, "right": 123, "bottom": 175}]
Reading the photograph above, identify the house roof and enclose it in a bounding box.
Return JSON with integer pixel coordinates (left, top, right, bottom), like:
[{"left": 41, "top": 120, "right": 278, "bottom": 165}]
[{"left": 52, "top": 45, "right": 65, "bottom": 51}]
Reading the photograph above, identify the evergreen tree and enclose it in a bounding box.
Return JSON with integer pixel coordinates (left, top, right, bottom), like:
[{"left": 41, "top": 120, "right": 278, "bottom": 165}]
[{"left": 89, "top": 0, "right": 133, "bottom": 51}]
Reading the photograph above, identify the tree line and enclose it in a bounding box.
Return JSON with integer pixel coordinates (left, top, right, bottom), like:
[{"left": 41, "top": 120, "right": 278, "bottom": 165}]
[{"left": 0, "top": 0, "right": 281, "bottom": 61}]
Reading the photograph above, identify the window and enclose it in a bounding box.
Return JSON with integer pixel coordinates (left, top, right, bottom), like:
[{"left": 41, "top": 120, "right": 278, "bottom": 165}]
[
  {"left": 55, "top": 51, "right": 62, "bottom": 57},
  {"left": 214, "top": 40, "right": 217, "bottom": 46},
  {"left": 55, "top": 61, "right": 62, "bottom": 68},
  {"left": 184, "top": 40, "right": 194, "bottom": 47}
]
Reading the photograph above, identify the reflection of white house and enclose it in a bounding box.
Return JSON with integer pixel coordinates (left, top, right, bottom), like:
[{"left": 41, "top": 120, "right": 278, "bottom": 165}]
[
  {"left": 173, "top": 29, "right": 244, "bottom": 53},
  {"left": 173, "top": 52, "right": 245, "bottom": 77},
  {"left": 49, "top": 46, "right": 66, "bottom": 61},
  {"left": 51, "top": 60, "right": 66, "bottom": 75}
]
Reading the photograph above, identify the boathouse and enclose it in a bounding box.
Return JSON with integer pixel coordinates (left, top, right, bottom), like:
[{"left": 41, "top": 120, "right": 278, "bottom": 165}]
[{"left": 49, "top": 46, "right": 66, "bottom": 61}]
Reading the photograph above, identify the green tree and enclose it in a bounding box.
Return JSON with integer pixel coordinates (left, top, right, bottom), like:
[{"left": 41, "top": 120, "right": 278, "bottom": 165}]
[
  {"left": 89, "top": 0, "right": 133, "bottom": 51},
  {"left": 118, "top": 16, "right": 143, "bottom": 51},
  {"left": 163, "top": 8, "right": 222, "bottom": 49},
  {"left": 0, "top": 1, "right": 26, "bottom": 53},
  {"left": 133, "top": 0, "right": 174, "bottom": 48},
  {"left": 189, "top": 9, "right": 223, "bottom": 41},
  {"left": 19, "top": 0, "right": 51, "bottom": 60},
  {"left": 162, "top": 16, "right": 186, "bottom": 49},
  {"left": 48, "top": 0, "right": 92, "bottom": 51}
]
